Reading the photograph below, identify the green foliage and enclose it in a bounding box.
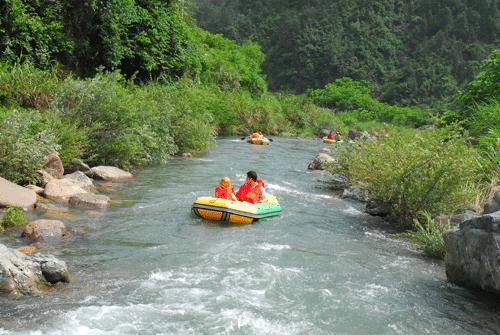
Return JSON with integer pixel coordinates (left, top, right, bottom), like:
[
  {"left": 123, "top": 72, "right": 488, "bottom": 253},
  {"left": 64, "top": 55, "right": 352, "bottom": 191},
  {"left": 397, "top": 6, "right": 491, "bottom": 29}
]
[
  {"left": 189, "top": 27, "right": 267, "bottom": 94},
  {"left": 193, "top": 0, "right": 499, "bottom": 105},
  {"left": 457, "top": 50, "right": 500, "bottom": 109},
  {"left": 0, "top": 110, "right": 58, "bottom": 184},
  {"left": 0, "top": 62, "right": 60, "bottom": 110},
  {"left": 1, "top": 207, "right": 26, "bottom": 229},
  {"left": 403, "top": 212, "right": 449, "bottom": 259},
  {"left": 335, "top": 128, "right": 486, "bottom": 224},
  {"left": 308, "top": 78, "right": 431, "bottom": 127}
]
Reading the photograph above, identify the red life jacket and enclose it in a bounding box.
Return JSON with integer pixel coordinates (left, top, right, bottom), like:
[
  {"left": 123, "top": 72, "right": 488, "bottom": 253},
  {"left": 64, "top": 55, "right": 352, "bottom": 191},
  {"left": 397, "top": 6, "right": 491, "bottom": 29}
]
[
  {"left": 236, "top": 179, "right": 265, "bottom": 203},
  {"left": 214, "top": 186, "right": 235, "bottom": 200},
  {"left": 250, "top": 133, "right": 260, "bottom": 139},
  {"left": 327, "top": 131, "right": 334, "bottom": 140}
]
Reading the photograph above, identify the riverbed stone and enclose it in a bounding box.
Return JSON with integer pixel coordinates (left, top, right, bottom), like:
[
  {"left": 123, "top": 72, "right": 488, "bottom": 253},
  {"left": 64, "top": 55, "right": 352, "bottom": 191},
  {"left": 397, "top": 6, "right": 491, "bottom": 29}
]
[
  {"left": 64, "top": 171, "right": 94, "bottom": 188},
  {"left": 0, "top": 177, "right": 37, "bottom": 209},
  {"left": 483, "top": 187, "right": 500, "bottom": 214},
  {"left": 25, "top": 185, "right": 44, "bottom": 195},
  {"left": 43, "top": 153, "right": 64, "bottom": 179},
  {"left": 90, "top": 166, "right": 133, "bottom": 181},
  {"left": 0, "top": 243, "right": 69, "bottom": 296},
  {"left": 308, "top": 153, "right": 336, "bottom": 170},
  {"left": 444, "top": 211, "right": 500, "bottom": 295},
  {"left": 342, "top": 186, "right": 369, "bottom": 202},
  {"left": 44, "top": 178, "right": 89, "bottom": 199},
  {"left": 16, "top": 245, "right": 38, "bottom": 255},
  {"left": 22, "top": 219, "right": 70, "bottom": 241},
  {"left": 69, "top": 193, "right": 110, "bottom": 209}
]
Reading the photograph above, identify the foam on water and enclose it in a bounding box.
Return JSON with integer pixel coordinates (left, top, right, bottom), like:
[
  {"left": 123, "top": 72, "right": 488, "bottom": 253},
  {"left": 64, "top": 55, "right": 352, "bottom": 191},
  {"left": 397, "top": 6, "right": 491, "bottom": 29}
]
[
  {"left": 342, "top": 206, "right": 363, "bottom": 215},
  {"left": 254, "top": 243, "right": 292, "bottom": 251},
  {"left": 266, "top": 183, "right": 333, "bottom": 200}
]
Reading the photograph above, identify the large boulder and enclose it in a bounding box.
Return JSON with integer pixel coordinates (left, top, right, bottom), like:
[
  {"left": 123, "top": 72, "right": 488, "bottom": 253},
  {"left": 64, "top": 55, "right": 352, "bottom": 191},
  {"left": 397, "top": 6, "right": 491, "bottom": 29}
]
[
  {"left": 64, "top": 171, "right": 94, "bottom": 188},
  {"left": 25, "top": 185, "right": 44, "bottom": 195},
  {"left": 450, "top": 210, "right": 481, "bottom": 226},
  {"left": 37, "top": 169, "right": 55, "bottom": 186},
  {"left": 0, "top": 244, "right": 69, "bottom": 296},
  {"left": 348, "top": 129, "right": 374, "bottom": 141},
  {"left": 444, "top": 211, "right": 500, "bottom": 295},
  {"left": 90, "top": 166, "right": 133, "bottom": 181},
  {"left": 64, "top": 159, "right": 91, "bottom": 175},
  {"left": 307, "top": 153, "right": 336, "bottom": 170},
  {"left": 69, "top": 193, "right": 110, "bottom": 209},
  {"left": 43, "top": 153, "right": 64, "bottom": 179},
  {"left": 21, "top": 219, "right": 70, "bottom": 241},
  {"left": 484, "top": 187, "right": 500, "bottom": 214},
  {"left": 0, "top": 177, "right": 37, "bottom": 209},
  {"left": 43, "top": 179, "right": 89, "bottom": 199}
]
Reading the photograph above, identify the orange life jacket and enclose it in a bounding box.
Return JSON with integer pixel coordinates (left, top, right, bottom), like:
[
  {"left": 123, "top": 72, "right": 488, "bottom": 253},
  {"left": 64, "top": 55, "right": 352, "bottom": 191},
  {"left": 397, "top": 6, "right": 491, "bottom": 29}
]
[
  {"left": 214, "top": 186, "right": 235, "bottom": 200},
  {"left": 236, "top": 179, "right": 265, "bottom": 204},
  {"left": 250, "top": 133, "right": 260, "bottom": 139}
]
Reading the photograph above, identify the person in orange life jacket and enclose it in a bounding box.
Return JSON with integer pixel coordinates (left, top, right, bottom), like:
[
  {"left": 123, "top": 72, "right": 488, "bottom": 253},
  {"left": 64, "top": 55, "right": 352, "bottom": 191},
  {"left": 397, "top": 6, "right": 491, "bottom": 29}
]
[
  {"left": 214, "top": 176, "right": 237, "bottom": 201},
  {"left": 326, "top": 130, "right": 334, "bottom": 140},
  {"left": 236, "top": 170, "right": 266, "bottom": 204},
  {"left": 250, "top": 131, "right": 260, "bottom": 139}
]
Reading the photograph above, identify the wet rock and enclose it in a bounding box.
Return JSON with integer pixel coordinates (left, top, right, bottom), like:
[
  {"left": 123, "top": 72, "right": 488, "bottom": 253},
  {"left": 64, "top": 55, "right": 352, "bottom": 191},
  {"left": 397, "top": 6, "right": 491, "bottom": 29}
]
[
  {"left": 37, "top": 203, "right": 76, "bottom": 221},
  {"left": 365, "top": 200, "right": 391, "bottom": 217},
  {"left": 44, "top": 178, "right": 89, "bottom": 199},
  {"left": 308, "top": 153, "right": 336, "bottom": 170},
  {"left": 64, "top": 159, "right": 91, "bottom": 175},
  {"left": 342, "top": 186, "right": 369, "bottom": 202},
  {"left": 90, "top": 166, "right": 133, "bottom": 181},
  {"left": 25, "top": 185, "right": 44, "bottom": 195},
  {"left": 327, "top": 173, "right": 349, "bottom": 190},
  {"left": 444, "top": 211, "right": 500, "bottom": 295},
  {"left": 0, "top": 243, "right": 69, "bottom": 296},
  {"left": 483, "top": 187, "right": 500, "bottom": 214},
  {"left": 43, "top": 153, "right": 64, "bottom": 179},
  {"left": 0, "top": 176, "right": 37, "bottom": 209},
  {"left": 69, "top": 193, "right": 110, "bottom": 209},
  {"left": 21, "top": 219, "right": 70, "bottom": 241},
  {"left": 181, "top": 152, "right": 193, "bottom": 159},
  {"left": 16, "top": 245, "right": 38, "bottom": 255}
]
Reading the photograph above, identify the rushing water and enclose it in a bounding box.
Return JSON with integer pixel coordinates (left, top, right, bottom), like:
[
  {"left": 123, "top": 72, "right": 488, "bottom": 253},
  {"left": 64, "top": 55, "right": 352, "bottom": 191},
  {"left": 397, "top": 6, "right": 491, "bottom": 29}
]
[{"left": 0, "top": 138, "right": 499, "bottom": 335}]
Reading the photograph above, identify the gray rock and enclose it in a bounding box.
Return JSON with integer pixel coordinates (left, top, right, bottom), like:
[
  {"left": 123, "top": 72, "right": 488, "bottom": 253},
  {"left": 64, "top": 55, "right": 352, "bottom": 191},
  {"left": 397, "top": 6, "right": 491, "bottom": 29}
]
[
  {"left": 22, "top": 219, "right": 70, "bottom": 241},
  {"left": 484, "top": 188, "right": 500, "bottom": 214},
  {"left": 307, "top": 153, "right": 336, "bottom": 170},
  {"left": 327, "top": 173, "right": 349, "bottom": 190},
  {"left": 69, "top": 193, "right": 110, "bottom": 209},
  {"left": 0, "top": 244, "right": 69, "bottom": 296},
  {"left": 43, "top": 153, "right": 64, "bottom": 179},
  {"left": 365, "top": 200, "right": 391, "bottom": 216},
  {"left": 450, "top": 210, "right": 481, "bottom": 225},
  {"left": 31, "top": 254, "right": 70, "bottom": 284},
  {"left": 0, "top": 176, "right": 37, "bottom": 209},
  {"left": 64, "top": 159, "right": 91, "bottom": 175},
  {"left": 348, "top": 129, "right": 374, "bottom": 141},
  {"left": 342, "top": 186, "right": 369, "bottom": 202},
  {"left": 181, "top": 152, "right": 193, "bottom": 159},
  {"left": 444, "top": 211, "right": 500, "bottom": 295},
  {"left": 64, "top": 171, "right": 94, "bottom": 188},
  {"left": 90, "top": 166, "right": 133, "bottom": 181}
]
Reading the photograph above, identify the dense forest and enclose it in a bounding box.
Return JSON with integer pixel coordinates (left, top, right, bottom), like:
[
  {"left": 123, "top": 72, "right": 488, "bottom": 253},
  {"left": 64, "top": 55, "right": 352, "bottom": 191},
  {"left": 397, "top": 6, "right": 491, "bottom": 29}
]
[{"left": 192, "top": 0, "right": 500, "bottom": 105}]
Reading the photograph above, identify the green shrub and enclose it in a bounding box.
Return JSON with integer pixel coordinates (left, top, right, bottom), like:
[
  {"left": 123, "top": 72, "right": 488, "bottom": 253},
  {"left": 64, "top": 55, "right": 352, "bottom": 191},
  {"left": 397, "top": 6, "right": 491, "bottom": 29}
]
[
  {"left": 0, "top": 110, "right": 58, "bottom": 184},
  {"left": 403, "top": 212, "right": 449, "bottom": 259},
  {"left": 1, "top": 207, "right": 26, "bottom": 229},
  {"left": 335, "top": 128, "right": 486, "bottom": 224}
]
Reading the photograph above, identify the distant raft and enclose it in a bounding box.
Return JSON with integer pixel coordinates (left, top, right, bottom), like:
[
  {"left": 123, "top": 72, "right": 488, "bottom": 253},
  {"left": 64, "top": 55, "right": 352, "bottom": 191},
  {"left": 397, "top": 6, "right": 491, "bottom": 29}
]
[
  {"left": 247, "top": 137, "right": 270, "bottom": 145},
  {"left": 192, "top": 196, "right": 282, "bottom": 224}
]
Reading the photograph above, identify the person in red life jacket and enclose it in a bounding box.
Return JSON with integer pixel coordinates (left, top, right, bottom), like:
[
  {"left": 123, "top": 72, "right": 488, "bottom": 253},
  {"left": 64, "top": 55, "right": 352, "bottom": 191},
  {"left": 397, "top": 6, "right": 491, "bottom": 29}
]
[
  {"left": 214, "top": 176, "right": 237, "bottom": 201},
  {"left": 326, "top": 130, "right": 334, "bottom": 140},
  {"left": 250, "top": 131, "right": 260, "bottom": 139},
  {"left": 236, "top": 170, "right": 266, "bottom": 204}
]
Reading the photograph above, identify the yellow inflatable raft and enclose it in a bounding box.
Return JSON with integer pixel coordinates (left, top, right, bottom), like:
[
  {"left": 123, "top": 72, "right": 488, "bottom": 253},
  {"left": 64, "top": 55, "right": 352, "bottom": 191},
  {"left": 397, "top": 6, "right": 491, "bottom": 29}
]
[
  {"left": 192, "top": 196, "right": 282, "bottom": 224},
  {"left": 323, "top": 137, "right": 336, "bottom": 144},
  {"left": 248, "top": 137, "right": 270, "bottom": 145}
]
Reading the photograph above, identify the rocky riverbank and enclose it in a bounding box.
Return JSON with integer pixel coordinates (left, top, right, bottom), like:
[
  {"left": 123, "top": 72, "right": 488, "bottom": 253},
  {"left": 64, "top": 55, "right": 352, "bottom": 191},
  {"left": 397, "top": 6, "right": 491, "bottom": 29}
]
[{"left": 0, "top": 153, "right": 135, "bottom": 296}]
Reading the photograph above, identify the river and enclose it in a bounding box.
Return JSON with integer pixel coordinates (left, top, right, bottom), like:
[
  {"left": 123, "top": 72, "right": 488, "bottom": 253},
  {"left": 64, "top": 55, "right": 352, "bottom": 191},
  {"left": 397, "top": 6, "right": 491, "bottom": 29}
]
[{"left": 0, "top": 138, "right": 498, "bottom": 335}]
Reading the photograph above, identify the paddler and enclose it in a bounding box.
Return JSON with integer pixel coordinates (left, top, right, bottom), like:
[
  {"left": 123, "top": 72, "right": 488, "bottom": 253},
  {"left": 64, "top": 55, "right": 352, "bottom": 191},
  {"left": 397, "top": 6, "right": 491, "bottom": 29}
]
[
  {"left": 326, "top": 130, "right": 335, "bottom": 140},
  {"left": 214, "top": 176, "right": 237, "bottom": 201},
  {"left": 250, "top": 131, "right": 260, "bottom": 139},
  {"left": 236, "top": 171, "right": 266, "bottom": 204}
]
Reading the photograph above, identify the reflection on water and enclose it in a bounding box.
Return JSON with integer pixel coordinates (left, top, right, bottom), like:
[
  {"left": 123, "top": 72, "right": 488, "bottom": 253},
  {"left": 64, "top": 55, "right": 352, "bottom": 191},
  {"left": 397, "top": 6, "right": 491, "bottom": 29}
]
[{"left": 0, "top": 138, "right": 499, "bottom": 335}]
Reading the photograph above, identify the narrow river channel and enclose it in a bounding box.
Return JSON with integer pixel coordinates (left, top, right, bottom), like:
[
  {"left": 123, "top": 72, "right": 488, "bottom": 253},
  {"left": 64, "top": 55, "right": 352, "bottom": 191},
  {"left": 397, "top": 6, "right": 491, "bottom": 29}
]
[{"left": 1, "top": 138, "right": 498, "bottom": 335}]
